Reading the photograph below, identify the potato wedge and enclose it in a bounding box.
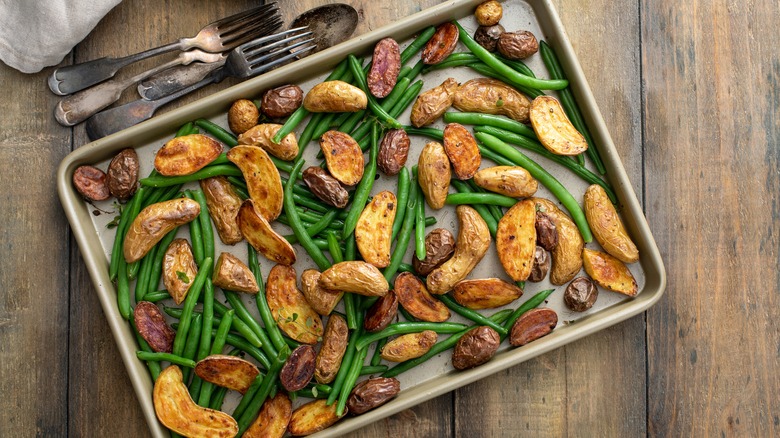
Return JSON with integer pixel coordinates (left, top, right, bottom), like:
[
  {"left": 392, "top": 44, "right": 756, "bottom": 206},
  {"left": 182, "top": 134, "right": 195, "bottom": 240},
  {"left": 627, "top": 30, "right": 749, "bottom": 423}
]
[
  {"left": 315, "top": 314, "right": 348, "bottom": 384},
  {"left": 153, "top": 366, "right": 238, "bottom": 438},
  {"left": 442, "top": 123, "right": 481, "bottom": 180},
  {"left": 418, "top": 141, "right": 451, "bottom": 209},
  {"left": 582, "top": 248, "right": 638, "bottom": 297},
  {"left": 124, "top": 198, "right": 200, "bottom": 263},
  {"left": 288, "top": 399, "right": 346, "bottom": 436},
  {"left": 584, "top": 184, "right": 639, "bottom": 263},
  {"left": 303, "top": 80, "right": 367, "bottom": 113},
  {"left": 410, "top": 77, "right": 459, "bottom": 127},
  {"left": 238, "top": 200, "right": 296, "bottom": 266},
  {"left": 380, "top": 330, "right": 437, "bottom": 362},
  {"left": 212, "top": 252, "right": 259, "bottom": 294},
  {"left": 452, "top": 278, "right": 523, "bottom": 309},
  {"left": 355, "top": 190, "right": 397, "bottom": 267},
  {"left": 427, "top": 206, "right": 491, "bottom": 294},
  {"left": 300, "top": 269, "right": 343, "bottom": 316},
  {"left": 195, "top": 354, "right": 261, "bottom": 394},
  {"left": 154, "top": 134, "right": 223, "bottom": 176},
  {"left": 531, "top": 197, "right": 584, "bottom": 285},
  {"left": 162, "top": 239, "right": 198, "bottom": 304},
  {"left": 226, "top": 145, "right": 283, "bottom": 221},
  {"left": 496, "top": 199, "right": 537, "bottom": 281},
  {"left": 530, "top": 96, "right": 588, "bottom": 156},
  {"left": 473, "top": 166, "right": 538, "bottom": 198},
  {"left": 395, "top": 272, "right": 450, "bottom": 322},
  {"left": 244, "top": 393, "right": 292, "bottom": 438},
  {"left": 200, "top": 176, "right": 243, "bottom": 245},
  {"left": 266, "top": 265, "right": 323, "bottom": 344},
  {"left": 319, "top": 261, "right": 389, "bottom": 297},
  {"left": 238, "top": 123, "right": 299, "bottom": 161},
  {"left": 452, "top": 78, "right": 531, "bottom": 123},
  {"left": 319, "top": 131, "right": 364, "bottom": 186}
]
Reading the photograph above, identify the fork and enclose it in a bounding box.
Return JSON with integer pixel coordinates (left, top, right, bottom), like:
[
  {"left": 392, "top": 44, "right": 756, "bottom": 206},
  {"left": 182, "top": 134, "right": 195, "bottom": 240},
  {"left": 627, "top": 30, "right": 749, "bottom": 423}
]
[
  {"left": 48, "top": 3, "right": 280, "bottom": 96},
  {"left": 85, "top": 28, "right": 316, "bottom": 140}
]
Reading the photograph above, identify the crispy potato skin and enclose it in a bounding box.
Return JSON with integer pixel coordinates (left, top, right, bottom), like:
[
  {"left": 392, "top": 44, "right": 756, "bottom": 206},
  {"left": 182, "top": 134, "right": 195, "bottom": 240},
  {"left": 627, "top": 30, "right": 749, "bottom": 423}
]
[
  {"left": 418, "top": 141, "right": 451, "bottom": 210},
  {"left": 509, "top": 308, "right": 558, "bottom": 346},
  {"left": 162, "top": 238, "right": 198, "bottom": 304},
  {"left": 124, "top": 198, "right": 200, "bottom": 263},
  {"left": 531, "top": 197, "right": 584, "bottom": 285},
  {"left": 244, "top": 393, "right": 292, "bottom": 438},
  {"left": 319, "top": 261, "right": 389, "bottom": 297},
  {"left": 107, "top": 148, "right": 139, "bottom": 200},
  {"left": 303, "top": 80, "right": 367, "bottom": 113},
  {"left": 452, "top": 278, "right": 523, "bottom": 309},
  {"left": 377, "top": 129, "right": 410, "bottom": 176},
  {"left": 452, "top": 78, "right": 531, "bottom": 123},
  {"left": 497, "top": 30, "right": 539, "bottom": 60},
  {"left": 261, "top": 84, "right": 304, "bottom": 118},
  {"left": 300, "top": 269, "right": 343, "bottom": 316},
  {"left": 496, "top": 199, "right": 537, "bottom": 282},
  {"left": 134, "top": 301, "right": 175, "bottom": 353},
  {"left": 319, "top": 131, "right": 364, "bottom": 186},
  {"left": 395, "top": 272, "right": 450, "bottom": 322},
  {"left": 363, "top": 290, "right": 399, "bottom": 332},
  {"left": 288, "top": 399, "right": 345, "bottom": 436},
  {"left": 200, "top": 176, "right": 243, "bottom": 245},
  {"left": 347, "top": 377, "right": 401, "bottom": 415},
  {"left": 427, "top": 206, "right": 491, "bottom": 294},
  {"left": 582, "top": 248, "right": 638, "bottom": 297},
  {"left": 443, "top": 123, "right": 481, "bottom": 180},
  {"left": 238, "top": 200, "right": 296, "bottom": 266},
  {"left": 280, "top": 345, "right": 317, "bottom": 392},
  {"left": 421, "top": 23, "right": 459, "bottom": 65},
  {"left": 227, "top": 145, "right": 283, "bottom": 221},
  {"left": 73, "top": 165, "right": 110, "bottom": 201},
  {"left": 195, "top": 354, "right": 260, "bottom": 394},
  {"left": 238, "top": 124, "right": 299, "bottom": 161},
  {"left": 212, "top": 252, "right": 259, "bottom": 294},
  {"left": 473, "top": 166, "right": 538, "bottom": 198},
  {"left": 315, "top": 314, "right": 348, "bottom": 384},
  {"left": 584, "top": 184, "right": 639, "bottom": 263},
  {"left": 228, "top": 99, "right": 259, "bottom": 135},
  {"left": 380, "top": 330, "right": 438, "bottom": 362},
  {"left": 302, "top": 166, "right": 349, "bottom": 209},
  {"left": 413, "top": 228, "right": 456, "bottom": 276},
  {"left": 530, "top": 96, "right": 588, "bottom": 155},
  {"left": 266, "top": 265, "right": 324, "bottom": 344},
  {"left": 452, "top": 326, "right": 500, "bottom": 370},
  {"left": 410, "top": 77, "right": 459, "bottom": 127},
  {"left": 153, "top": 366, "right": 238, "bottom": 438},
  {"left": 368, "top": 38, "right": 401, "bottom": 98},
  {"left": 355, "top": 190, "right": 397, "bottom": 268},
  {"left": 154, "top": 134, "right": 223, "bottom": 176}
]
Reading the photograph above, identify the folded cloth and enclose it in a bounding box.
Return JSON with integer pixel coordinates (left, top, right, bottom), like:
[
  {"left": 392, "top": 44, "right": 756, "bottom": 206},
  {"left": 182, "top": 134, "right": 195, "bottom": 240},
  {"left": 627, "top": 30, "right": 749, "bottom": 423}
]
[{"left": 0, "top": 0, "right": 122, "bottom": 73}]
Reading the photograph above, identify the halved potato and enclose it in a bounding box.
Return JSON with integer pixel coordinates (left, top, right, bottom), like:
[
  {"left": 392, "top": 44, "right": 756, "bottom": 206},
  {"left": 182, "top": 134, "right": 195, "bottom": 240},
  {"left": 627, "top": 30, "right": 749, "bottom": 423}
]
[
  {"left": 395, "top": 272, "right": 450, "bottom": 322},
  {"left": 442, "top": 123, "right": 481, "bottom": 180},
  {"left": 195, "top": 354, "right": 261, "bottom": 394},
  {"left": 584, "top": 184, "right": 639, "bottom": 263},
  {"left": 300, "top": 269, "right": 343, "bottom": 316},
  {"left": 410, "top": 77, "right": 459, "bottom": 127},
  {"left": 238, "top": 200, "right": 296, "bottom": 266},
  {"left": 496, "top": 199, "right": 537, "bottom": 281},
  {"left": 212, "top": 252, "right": 259, "bottom": 294},
  {"left": 226, "top": 145, "right": 283, "bottom": 221},
  {"left": 473, "top": 166, "right": 538, "bottom": 198},
  {"left": 124, "top": 198, "right": 200, "bottom": 263},
  {"left": 238, "top": 123, "right": 299, "bottom": 161},
  {"left": 303, "top": 80, "right": 367, "bottom": 113},
  {"left": 452, "top": 78, "right": 531, "bottom": 123},
  {"left": 452, "top": 278, "right": 523, "bottom": 309},
  {"left": 582, "top": 248, "right": 638, "bottom": 297},
  {"left": 315, "top": 314, "right": 348, "bottom": 384},
  {"left": 153, "top": 365, "right": 238, "bottom": 437},
  {"left": 319, "top": 261, "right": 389, "bottom": 297},
  {"left": 418, "top": 141, "right": 451, "bottom": 209},
  {"left": 266, "top": 265, "right": 324, "bottom": 344},
  {"left": 154, "top": 134, "right": 223, "bottom": 176},
  {"left": 355, "top": 190, "right": 397, "bottom": 268},
  {"left": 200, "top": 176, "right": 243, "bottom": 245},
  {"left": 162, "top": 238, "right": 198, "bottom": 304},
  {"left": 380, "top": 330, "right": 437, "bottom": 362},
  {"left": 531, "top": 197, "right": 584, "bottom": 285},
  {"left": 319, "top": 131, "right": 364, "bottom": 186},
  {"left": 530, "top": 96, "right": 588, "bottom": 156},
  {"left": 288, "top": 399, "right": 346, "bottom": 436},
  {"left": 244, "top": 393, "right": 292, "bottom": 438}
]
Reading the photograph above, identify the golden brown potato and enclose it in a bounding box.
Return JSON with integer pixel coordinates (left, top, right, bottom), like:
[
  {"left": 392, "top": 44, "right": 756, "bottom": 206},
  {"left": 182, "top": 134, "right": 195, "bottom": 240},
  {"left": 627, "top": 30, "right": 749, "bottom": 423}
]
[
  {"left": 427, "top": 206, "right": 491, "bottom": 294},
  {"left": 473, "top": 166, "right": 538, "bottom": 198},
  {"left": 355, "top": 190, "right": 397, "bottom": 267},
  {"left": 288, "top": 399, "right": 345, "bottom": 436},
  {"left": 162, "top": 238, "right": 198, "bottom": 304},
  {"left": 418, "top": 141, "right": 451, "bottom": 210},
  {"left": 452, "top": 278, "right": 523, "bottom": 309},
  {"left": 300, "top": 269, "right": 343, "bottom": 316},
  {"left": 238, "top": 124, "right": 299, "bottom": 161},
  {"left": 154, "top": 134, "right": 223, "bottom": 176},
  {"left": 530, "top": 96, "right": 588, "bottom": 156},
  {"left": 410, "top": 77, "right": 459, "bottom": 127},
  {"left": 195, "top": 354, "right": 261, "bottom": 394},
  {"left": 320, "top": 130, "right": 364, "bottom": 186},
  {"left": 531, "top": 198, "right": 584, "bottom": 285},
  {"left": 380, "top": 330, "right": 438, "bottom": 362},
  {"left": 475, "top": 0, "right": 503, "bottom": 26},
  {"left": 227, "top": 145, "right": 283, "bottom": 221},
  {"left": 228, "top": 99, "right": 259, "bottom": 135},
  {"left": 582, "top": 248, "right": 638, "bottom": 297},
  {"left": 496, "top": 199, "right": 537, "bottom": 282},
  {"left": 303, "top": 80, "right": 367, "bottom": 113},
  {"left": 452, "top": 78, "right": 531, "bottom": 123},
  {"left": 212, "top": 252, "right": 259, "bottom": 294},
  {"left": 315, "top": 314, "right": 348, "bottom": 384},
  {"left": 443, "top": 123, "right": 481, "bottom": 180},
  {"left": 266, "top": 265, "right": 324, "bottom": 344},
  {"left": 238, "top": 200, "right": 296, "bottom": 266},
  {"left": 244, "top": 393, "right": 292, "bottom": 438},
  {"left": 395, "top": 272, "right": 450, "bottom": 322},
  {"left": 584, "top": 184, "right": 639, "bottom": 263},
  {"left": 124, "top": 198, "right": 200, "bottom": 263},
  {"left": 200, "top": 176, "right": 243, "bottom": 245},
  {"left": 319, "top": 261, "right": 389, "bottom": 297},
  {"left": 153, "top": 366, "right": 238, "bottom": 438}
]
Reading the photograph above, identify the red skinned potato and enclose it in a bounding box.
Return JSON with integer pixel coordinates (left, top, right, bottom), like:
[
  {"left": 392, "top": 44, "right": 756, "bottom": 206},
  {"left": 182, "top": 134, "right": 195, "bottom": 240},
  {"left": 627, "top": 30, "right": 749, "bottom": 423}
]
[
  {"left": 363, "top": 290, "right": 399, "bottom": 332},
  {"left": 73, "top": 165, "right": 110, "bottom": 201},
  {"left": 302, "top": 166, "right": 349, "bottom": 209},
  {"left": 422, "top": 23, "right": 459, "bottom": 64},
  {"left": 347, "top": 377, "right": 401, "bottom": 415},
  {"left": 452, "top": 326, "right": 500, "bottom": 370},
  {"left": 107, "top": 148, "right": 140, "bottom": 200},
  {"left": 154, "top": 134, "right": 222, "bottom": 176},
  {"left": 280, "top": 345, "right": 317, "bottom": 392},
  {"left": 134, "top": 301, "right": 175, "bottom": 353},
  {"left": 368, "top": 38, "right": 401, "bottom": 98},
  {"left": 124, "top": 198, "right": 200, "bottom": 263},
  {"left": 412, "top": 228, "right": 456, "bottom": 276},
  {"left": 509, "top": 308, "right": 558, "bottom": 346},
  {"left": 377, "top": 129, "right": 410, "bottom": 176},
  {"left": 261, "top": 84, "right": 304, "bottom": 118}
]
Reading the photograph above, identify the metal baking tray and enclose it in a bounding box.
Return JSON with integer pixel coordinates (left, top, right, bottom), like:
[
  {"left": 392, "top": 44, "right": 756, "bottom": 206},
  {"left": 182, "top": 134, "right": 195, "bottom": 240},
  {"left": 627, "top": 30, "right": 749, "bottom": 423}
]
[{"left": 57, "top": 0, "right": 665, "bottom": 436}]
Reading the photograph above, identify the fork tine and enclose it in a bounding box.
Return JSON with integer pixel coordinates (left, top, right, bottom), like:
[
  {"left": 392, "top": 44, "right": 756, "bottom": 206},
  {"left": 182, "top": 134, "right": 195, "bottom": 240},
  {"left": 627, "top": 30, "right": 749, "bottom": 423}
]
[
  {"left": 248, "top": 45, "right": 317, "bottom": 76},
  {"left": 212, "top": 3, "right": 277, "bottom": 28},
  {"left": 247, "top": 38, "right": 315, "bottom": 68},
  {"left": 242, "top": 33, "right": 314, "bottom": 60},
  {"left": 216, "top": 4, "right": 280, "bottom": 35},
  {"left": 238, "top": 27, "right": 309, "bottom": 54},
  {"left": 219, "top": 16, "right": 284, "bottom": 45}
]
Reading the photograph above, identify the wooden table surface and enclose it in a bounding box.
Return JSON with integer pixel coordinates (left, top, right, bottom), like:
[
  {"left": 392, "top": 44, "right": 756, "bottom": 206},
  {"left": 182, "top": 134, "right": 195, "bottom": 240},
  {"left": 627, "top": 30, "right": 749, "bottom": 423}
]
[{"left": 1, "top": 0, "right": 778, "bottom": 436}]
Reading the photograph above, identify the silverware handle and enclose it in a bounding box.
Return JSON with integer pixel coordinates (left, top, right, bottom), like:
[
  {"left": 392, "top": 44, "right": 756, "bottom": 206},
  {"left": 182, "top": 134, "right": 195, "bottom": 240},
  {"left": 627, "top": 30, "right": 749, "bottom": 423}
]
[{"left": 137, "top": 61, "right": 223, "bottom": 100}]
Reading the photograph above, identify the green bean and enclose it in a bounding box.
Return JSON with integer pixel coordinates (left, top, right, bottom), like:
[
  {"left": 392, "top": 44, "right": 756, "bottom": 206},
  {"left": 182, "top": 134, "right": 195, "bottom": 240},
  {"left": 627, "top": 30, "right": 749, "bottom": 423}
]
[
  {"left": 206, "top": 153, "right": 231, "bottom": 167},
  {"left": 445, "top": 192, "right": 517, "bottom": 207},
  {"left": 185, "top": 191, "right": 205, "bottom": 264},
  {"left": 224, "top": 333, "right": 271, "bottom": 370},
  {"left": 233, "top": 184, "right": 249, "bottom": 200},
  {"left": 501, "top": 289, "right": 556, "bottom": 336},
  {"left": 298, "top": 385, "right": 331, "bottom": 399},
  {"left": 196, "top": 280, "right": 214, "bottom": 362},
  {"left": 397, "top": 263, "right": 415, "bottom": 274},
  {"left": 356, "top": 321, "right": 467, "bottom": 351},
  {"left": 326, "top": 231, "right": 344, "bottom": 264},
  {"left": 360, "top": 365, "right": 388, "bottom": 376},
  {"left": 338, "top": 110, "right": 366, "bottom": 135},
  {"left": 370, "top": 337, "right": 388, "bottom": 367},
  {"left": 414, "top": 184, "right": 426, "bottom": 260},
  {"left": 327, "top": 316, "right": 363, "bottom": 406},
  {"left": 383, "top": 167, "right": 418, "bottom": 282},
  {"left": 347, "top": 55, "right": 402, "bottom": 129},
  {"left": 390, "top": 167, "right": 411, "bottom": 241},
  {"left": 344, "top": 293, "right": 358, "bottom": 331},
  {"left": 167, "top": 303, "right": 262, "bottom": 350},
  {"left": 443, "top": 112, "right": 536, "bottom": 139},
  {"left": 140, "top": 165, "right": 242, "bottom": 187},
  {"left": 476, "top": 132, "right": 593, "bottom": 241},
  {"left": 181, "top": 313, "right": 203, "bottom": 383},
  {"left": 146, "top": 227, "right": 179, "bottom": 297},
  {"left": 110, "top": 186, "right": 146, "bottom": 280},
  {"left": 237, "top": 348, "right": 289, "bottom": 435},
  {"left": 403, "top": 125, "right": 443, "bottom": 139},
  {"left": 139, "top": 186, "right": 168, "bottom": 209},
  {"left": 209, "top": 386, "right": 229, "bottom": 411},
  {"left": 176, "top": 122, "right": 194, "bottom": 137},
  {"left": 342, "top": 123, "right": 379, "bottom": 239},
  {"left": 401, "top": 26, "right": 436, "bottom": 63},
  {"left": 331, "top": 111, "right": 353, "bottom": 129},
  {"left": 248, "top": 246, "right": 287, "bottom": 353},
  {"left": 283, "top": 336, "right": 301, "bottom": 350},
  {"left": 403, "top": 59, "right": 425, "bottom": 83},
  {"left": 449, "top": 180, "right": 497, "bottom": 237},
  {"left": 116, "top": 258, "right": 132, "bottom": 320},
  {"left": 134, "top": 245, "right": 156, "bottom": 302},
  {"left": 141, "top": 290, "right": 170, "bottom": 303},
  {"left": 438, "top": 294, "right": 508, "bottom": 336},
  {"left": 131, "top": 319, "right": 161, "bottom": 381},
  {"left": 398, "top": 306, "right": 418, "bottom": 322},
  {"left": 337, "top": 346, "right": 368, "bottom": 416},
  {"left": 191, "top": 189, "right": 214, "bottom": 262},
  {"left": 389, "top": 80, "right": 424, "bottom": 119},
  {"left": 284, "top": 208, "right": 340, "bottom": 245},
  {"left": 465, "top": 62, "right": 544, "bottom": 98},
  {"left": 285, "top": 160, "right": 333, "bottom": 271},
  {"left": 467, "top": 180, "right": 505, "bottom": 223},
  {"left": 495, "top": 54, "right": 536, "bottom": 78},
  {"left": 198, "top": 309, "right": 233, "bottom": 406},
  {"left": 225, "top": 291, "right": 274, "bottom": 357},
  {"left": 344, "top": 231, "right": 357, "bottom": 261},
  {"left": 195, "top": 119, "right": 237, "bottom": 146},
  {"left": 171, "top": 256, "right": 212, "bottom": 356},
  {"left": 312, "top": 112, "right": 339, "bottom": 140},
  {"left": 232, "top": 373, "right": 264, "bottom": 419}
]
